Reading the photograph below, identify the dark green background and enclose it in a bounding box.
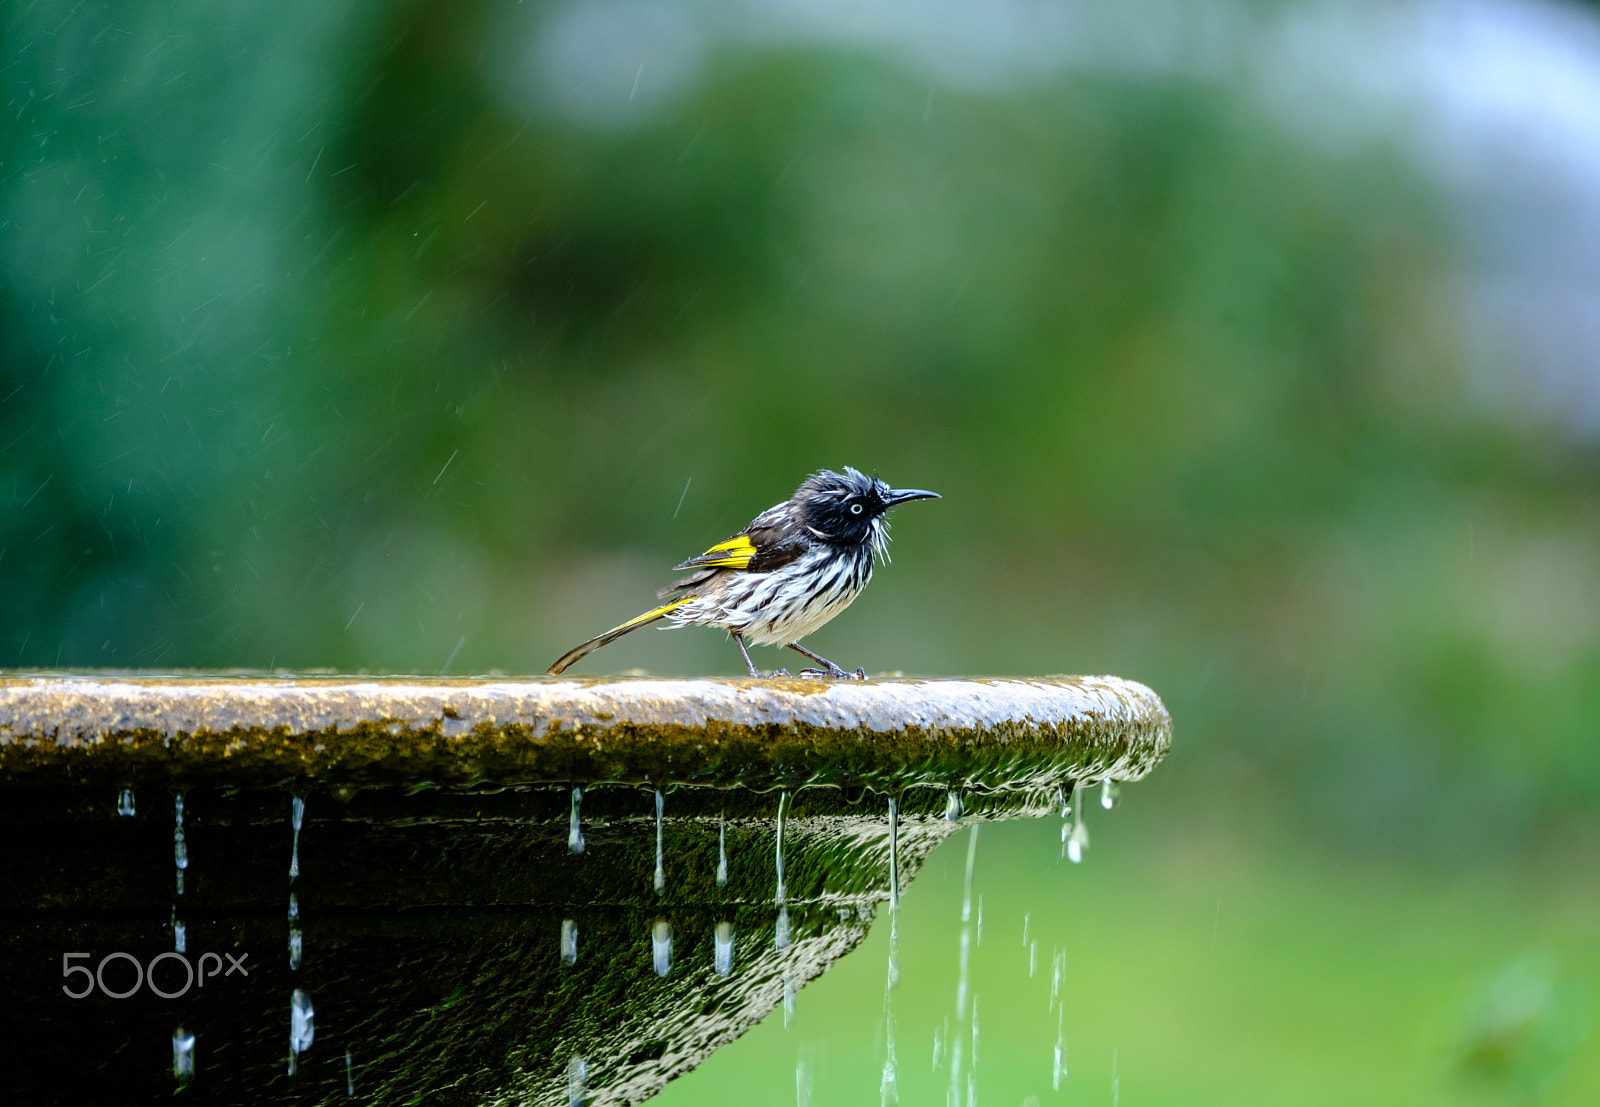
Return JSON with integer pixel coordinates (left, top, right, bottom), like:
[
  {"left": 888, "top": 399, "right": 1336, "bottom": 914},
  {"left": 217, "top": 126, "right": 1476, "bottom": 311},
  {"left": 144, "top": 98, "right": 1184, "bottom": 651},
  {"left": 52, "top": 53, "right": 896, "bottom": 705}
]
[{"left": 4, "top": 0, "right": 1596, "bottom": 1101}]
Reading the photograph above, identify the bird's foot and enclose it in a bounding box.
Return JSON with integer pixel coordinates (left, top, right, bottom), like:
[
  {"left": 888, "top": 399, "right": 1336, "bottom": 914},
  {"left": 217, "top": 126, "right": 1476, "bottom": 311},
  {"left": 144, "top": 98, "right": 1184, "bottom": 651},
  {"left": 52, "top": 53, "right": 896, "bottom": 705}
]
[
  {"left": 763, "top": 668, "right": 792, "bottom": 679},
  {"left": 799, "top": 665, "right": 867, "bottom": 681}
]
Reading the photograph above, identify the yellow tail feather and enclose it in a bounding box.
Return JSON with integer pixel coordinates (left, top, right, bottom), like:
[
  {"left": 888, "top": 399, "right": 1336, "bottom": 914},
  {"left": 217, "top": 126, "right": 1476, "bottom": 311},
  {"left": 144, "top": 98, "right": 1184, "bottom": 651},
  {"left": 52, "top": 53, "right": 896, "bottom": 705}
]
[{"left": 546, "top": 597, "right": 694, "bottom": 675}]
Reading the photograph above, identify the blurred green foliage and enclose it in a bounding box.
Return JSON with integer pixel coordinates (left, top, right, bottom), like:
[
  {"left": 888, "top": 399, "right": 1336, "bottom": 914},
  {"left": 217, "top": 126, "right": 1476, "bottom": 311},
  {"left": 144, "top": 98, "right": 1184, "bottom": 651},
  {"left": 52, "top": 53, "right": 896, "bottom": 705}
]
[{"left": 4, "top": 0, "right": 1600, "bottom": 867}]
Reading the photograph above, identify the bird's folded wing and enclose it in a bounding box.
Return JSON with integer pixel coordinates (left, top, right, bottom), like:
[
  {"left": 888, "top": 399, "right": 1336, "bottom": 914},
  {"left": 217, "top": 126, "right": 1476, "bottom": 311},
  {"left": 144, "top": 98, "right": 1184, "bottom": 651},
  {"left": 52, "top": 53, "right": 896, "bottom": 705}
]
[
  {"left": 673, "top": 524, "right": 811, "bottom": 571},
  {"left": 674, "top": 535, "right": 759, "bottom": 571}
]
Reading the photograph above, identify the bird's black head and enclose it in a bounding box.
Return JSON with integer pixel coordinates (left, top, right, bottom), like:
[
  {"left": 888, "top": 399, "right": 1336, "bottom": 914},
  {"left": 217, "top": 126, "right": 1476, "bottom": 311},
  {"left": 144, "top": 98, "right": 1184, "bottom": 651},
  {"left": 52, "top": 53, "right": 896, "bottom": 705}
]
[{"left": 793, "top": 467, "right": 940, "bottom": 548}]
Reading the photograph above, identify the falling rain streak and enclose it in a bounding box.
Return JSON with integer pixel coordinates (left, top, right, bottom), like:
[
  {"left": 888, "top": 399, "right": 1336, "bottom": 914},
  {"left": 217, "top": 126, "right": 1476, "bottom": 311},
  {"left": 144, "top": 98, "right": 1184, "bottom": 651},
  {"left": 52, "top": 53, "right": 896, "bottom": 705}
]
[
  {"left": 117, "top": 788, "right": 135, "bottom": 817},
  {"left": 714, "top": 921, "right": 734, "bottom": 977},
  {"left": 561, "top": 919, "right": 578, "bottom": 966}
]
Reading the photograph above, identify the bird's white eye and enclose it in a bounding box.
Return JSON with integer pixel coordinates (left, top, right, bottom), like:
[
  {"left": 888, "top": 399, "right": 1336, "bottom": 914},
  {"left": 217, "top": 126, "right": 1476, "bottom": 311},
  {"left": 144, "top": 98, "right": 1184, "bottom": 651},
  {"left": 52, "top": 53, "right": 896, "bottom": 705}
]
[{"left": 849, "top": 503, "right": 863, "bottom": 515}]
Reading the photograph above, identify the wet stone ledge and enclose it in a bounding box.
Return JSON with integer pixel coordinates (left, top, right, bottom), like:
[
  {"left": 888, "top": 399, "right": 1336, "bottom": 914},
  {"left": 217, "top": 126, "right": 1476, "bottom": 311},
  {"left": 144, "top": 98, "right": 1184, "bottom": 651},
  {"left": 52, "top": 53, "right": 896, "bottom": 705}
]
[{"left": 0, "top": 672, "right": 1172, "bottom": 798}]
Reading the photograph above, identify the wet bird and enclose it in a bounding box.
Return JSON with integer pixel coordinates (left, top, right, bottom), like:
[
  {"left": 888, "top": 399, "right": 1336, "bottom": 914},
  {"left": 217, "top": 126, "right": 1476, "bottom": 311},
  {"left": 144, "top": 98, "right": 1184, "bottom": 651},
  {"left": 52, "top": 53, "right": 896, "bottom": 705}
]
[{"left": 547, "top": 467, "right": 940, "bottom": 679}]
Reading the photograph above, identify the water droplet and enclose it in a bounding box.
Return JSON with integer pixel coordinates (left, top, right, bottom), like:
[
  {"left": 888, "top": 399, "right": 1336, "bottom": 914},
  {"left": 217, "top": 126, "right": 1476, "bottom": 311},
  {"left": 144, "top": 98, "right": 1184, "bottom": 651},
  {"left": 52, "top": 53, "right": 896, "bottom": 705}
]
[
  {"left": 887, "top": 797, "right": 901, "bottom": 914},
  {"left": 117, "top": 788, "right": 135, "bottom": 817},
  {"left": 288, "top": 893, "right": 299, "bottom": 920},
  {"left": 172, "top": 1026, "right": 195, "bottom": 1081},
  {"left": 1065, "top": 784, "right": 1088, "bottom": 863},
  {"left": 880, "top": 1056, "right": 899, "bottom": 1106},
  {"left": 970, "top": 994, "right": 980, "bottom": 1069},
  {"left": 881, "top": 900, "right": 900, "bottom": 1106},
  {"left": 714, "top": 921, "right": 734, "bottom": 976},
  {"left": 173, "top": 792, "right": 188, "bottom": 876},
  {"left": 1052, "top": 1009, "right": 1067, "bottom": 1090},
  {"left": 290, "top": 988, "right": 315, "bottom": 1067},
  {"left": 568, "top": 787, "right": 585, "bottom": 853},
  {"left": 567, "top": 1055, "right": 588, "bottom": 1107},
  {"left": 289, "top": 795, "right": 306, "bottom": 882},
  {"left": 943, "top": 791, "right": 963, "bottom": 821},
  {"left": 288, "top": 927, "right": 302, "bottom": 971},
  {"left": 652, "top": 919, "right": 672, "bottom": 977},
  {"left": 783, "top": 971, "right": 797, "bottom": 1027},
  {"left": 561, "top": 919, "right": 578, "bottom": 966},
  {"left": 1050, "top": 948, "right": 1065, "bottom": 1010},
  {"left": 652, "top": 790, "right": 665, "bottom": 894},
  {"left": 976, "top": 895, "right": 983, "bottom": 948},
  {"left": 775, "top": 790, "right": 789, "bottom": 905},
  {"left": 1100, "top": 779, "right": 1121, "bottom": 810},
  {"left": 795, "top": 1046, "right": 812, "bottom": 1105},
  {"left": 174, "top": 918, "right": 186, "bottom": 954},
  {"left": 716, "top": 816, "right": 729, "bottom": 886},
  {"left": 1029, "top": 939, "right": 1038, "bottom": 977},
  {"left": 956, "top": 926, "right": 971, "bottom": 1019},
  {"left": 345, "top": 1049, "right": 356, "bottom": 1097},
  {"left": 960, "top": 824, "right": 978, "bottom": 923},
  {"left": 775, "top": 792, "right": 792, "bottom": 949}
]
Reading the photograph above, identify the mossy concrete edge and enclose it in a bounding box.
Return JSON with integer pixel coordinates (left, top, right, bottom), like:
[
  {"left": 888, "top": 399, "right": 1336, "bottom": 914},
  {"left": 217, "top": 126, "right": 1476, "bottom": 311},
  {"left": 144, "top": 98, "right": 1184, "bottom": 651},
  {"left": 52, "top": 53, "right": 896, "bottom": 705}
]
[{"left": 0, "top": 673, "right": 1172, "bottom": 792}]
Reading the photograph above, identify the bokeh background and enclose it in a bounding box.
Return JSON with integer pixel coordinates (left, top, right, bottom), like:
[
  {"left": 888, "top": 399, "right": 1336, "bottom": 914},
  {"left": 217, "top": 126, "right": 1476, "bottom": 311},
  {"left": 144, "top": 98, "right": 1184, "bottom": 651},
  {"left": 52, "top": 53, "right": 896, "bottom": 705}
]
[{"left": 5, "top": 0, "right": 1599, "bottom": 1102}]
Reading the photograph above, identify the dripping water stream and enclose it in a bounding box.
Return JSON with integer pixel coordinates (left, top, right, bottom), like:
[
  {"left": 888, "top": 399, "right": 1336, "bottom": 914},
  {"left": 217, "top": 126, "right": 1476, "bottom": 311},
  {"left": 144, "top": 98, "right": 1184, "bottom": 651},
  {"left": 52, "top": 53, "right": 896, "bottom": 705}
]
[{"left": 653, "top": 789, "right": 665, "bottom": 895}]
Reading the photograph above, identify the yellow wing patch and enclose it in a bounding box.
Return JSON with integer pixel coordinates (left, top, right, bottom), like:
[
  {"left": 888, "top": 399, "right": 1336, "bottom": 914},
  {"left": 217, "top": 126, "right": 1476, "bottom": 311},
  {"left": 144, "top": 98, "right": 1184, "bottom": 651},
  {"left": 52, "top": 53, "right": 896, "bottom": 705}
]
[{"left": 692, "top": 535, "right": 756, "bottom": 569}]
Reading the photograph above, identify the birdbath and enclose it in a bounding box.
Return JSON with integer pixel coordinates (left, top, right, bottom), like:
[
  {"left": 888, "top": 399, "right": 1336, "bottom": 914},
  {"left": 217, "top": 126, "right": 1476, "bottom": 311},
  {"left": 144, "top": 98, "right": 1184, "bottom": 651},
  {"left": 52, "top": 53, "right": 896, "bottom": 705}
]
[{"left": 0, "top": 673, "right": 1171, "bottom": 1105}]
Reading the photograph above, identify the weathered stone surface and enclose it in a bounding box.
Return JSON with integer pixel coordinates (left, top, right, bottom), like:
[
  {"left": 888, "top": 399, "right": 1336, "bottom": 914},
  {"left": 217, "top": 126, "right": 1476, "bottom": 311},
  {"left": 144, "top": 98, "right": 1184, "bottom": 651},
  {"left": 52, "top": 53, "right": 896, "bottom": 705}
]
[{"left": 0, "top": 673, "right": 1172, "bottom": 793}]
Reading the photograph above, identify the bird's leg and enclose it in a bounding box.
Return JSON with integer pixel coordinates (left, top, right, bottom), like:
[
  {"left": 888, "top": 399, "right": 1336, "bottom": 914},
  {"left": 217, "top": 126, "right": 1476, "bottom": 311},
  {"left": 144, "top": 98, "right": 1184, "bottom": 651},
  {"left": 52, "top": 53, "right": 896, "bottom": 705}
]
[
  {"left": 787, "top": 642, "right": 866, "bottom": 681},
  {"left": 734, "top": 632, "right": 789, "bottom": 679}
]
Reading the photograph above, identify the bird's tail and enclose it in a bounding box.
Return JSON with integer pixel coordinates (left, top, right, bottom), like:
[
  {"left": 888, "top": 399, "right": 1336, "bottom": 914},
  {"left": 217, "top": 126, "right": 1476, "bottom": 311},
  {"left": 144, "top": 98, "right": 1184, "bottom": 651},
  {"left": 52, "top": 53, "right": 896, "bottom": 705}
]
[{"left": 546, "top": 597, "right": 695, "bottom": 675}]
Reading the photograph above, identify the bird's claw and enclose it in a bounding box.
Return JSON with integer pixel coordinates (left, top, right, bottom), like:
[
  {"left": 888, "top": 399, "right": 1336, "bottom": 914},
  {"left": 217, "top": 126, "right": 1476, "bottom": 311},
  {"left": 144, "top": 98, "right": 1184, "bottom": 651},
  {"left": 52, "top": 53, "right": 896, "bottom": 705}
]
[
  {"left": 799, "top": 666, "right": 867, "bottom": 681},
  {"left": 766, "top": 668, "right": 791, "bottom": 679}
]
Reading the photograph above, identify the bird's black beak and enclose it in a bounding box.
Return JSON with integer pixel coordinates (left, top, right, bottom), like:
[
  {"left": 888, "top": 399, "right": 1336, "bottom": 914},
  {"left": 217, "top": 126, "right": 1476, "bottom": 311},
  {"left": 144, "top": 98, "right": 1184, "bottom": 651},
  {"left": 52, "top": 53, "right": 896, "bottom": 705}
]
[{"left": 882, "top": 488, "right": 941, "bottom": 506}]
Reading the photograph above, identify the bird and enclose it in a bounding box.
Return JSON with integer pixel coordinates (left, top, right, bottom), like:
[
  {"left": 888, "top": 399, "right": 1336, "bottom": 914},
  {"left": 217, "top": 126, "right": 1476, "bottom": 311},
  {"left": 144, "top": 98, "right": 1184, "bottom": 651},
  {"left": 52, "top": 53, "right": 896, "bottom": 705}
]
[{"left": 547, "top": 467, "right": 940, "bottom": 679}]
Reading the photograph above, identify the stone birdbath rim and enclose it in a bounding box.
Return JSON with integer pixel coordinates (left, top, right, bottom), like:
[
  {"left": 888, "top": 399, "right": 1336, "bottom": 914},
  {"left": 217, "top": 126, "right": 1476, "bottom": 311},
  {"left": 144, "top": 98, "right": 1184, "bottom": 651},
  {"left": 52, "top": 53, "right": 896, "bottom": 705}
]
[{"left": 0, "top": 672, "right": 1173, "bottom": 796}]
